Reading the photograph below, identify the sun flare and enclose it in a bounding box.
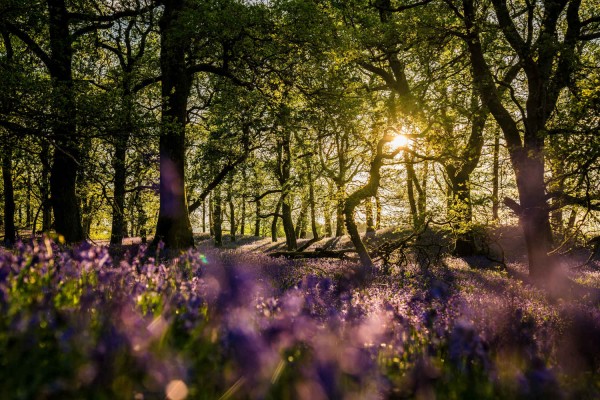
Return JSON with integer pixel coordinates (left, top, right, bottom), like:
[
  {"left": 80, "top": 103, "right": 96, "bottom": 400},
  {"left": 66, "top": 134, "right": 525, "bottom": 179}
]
[{"left": 390, "top": 134, "right": 410, "bottom": 150}]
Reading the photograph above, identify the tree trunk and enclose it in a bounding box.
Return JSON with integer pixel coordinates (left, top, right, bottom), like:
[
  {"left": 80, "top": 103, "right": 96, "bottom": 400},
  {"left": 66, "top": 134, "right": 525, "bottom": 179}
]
[
  {"left": 446, "top": 94, "right": 487, "bottom": 257},
  {"left": 448, "top": 171, "right": 476, "bottom": 256},
  {"left": 254, "top": 198, "right": 261, "bottom": 236},
  {"left": 40, "top": 143, "right": 52, "bottom": 233},
  {"left": 240, "top": 197, "right": 245, "bottom": 236},
  {"left": 213, "top": 189, "right": 222, "bottom": 247},
  {"left": 335, "top": 184, "right": 345, "bottom": 237},
  {"left": 240, "top": 167, "right": 246, "bottom": 236},
  {"left": 551, "top": 203, "right": 563, "bottom": 235},
  {"left": 418, "top": 160, "right": 427, "bottom": 216},
  {"left": 110, "top": 134, "right": 128, "bottom": 245},
  {"left": 405, "top": 153, "right": 419, "bottom": 228},
  {"left": 209, "top": 193, "right": 214, "bottom": 236},
  {"left": 32, "top": 202, "right": 42, "bottom": 236},
  {"left": 345, "top": 200, "right": 371, "bottom": 267},
  {"left": 324, "top": 181, "right": 333, "bottom": 237},
  {"left": 274, "top": 127, "right": 296, "bottom": 249},
  {"left": 51, "top": 144, "right": 83, "bottom": 242},
  {"left": 365, "top": 197, "right": 375, "bottom": 234},
  {"left": 549, "top": 147, "right": 565, "bottom": 236},
  {"left": 25, "top": 171, "right": 31, "bottom": 228},
  {"left": 307, "top": 162, "right": 319, "bottom": 240},
  {"left": 2, "top": 142, "right": 16, "bottom": 245},
  {"left": 566, "top": 209, "right": 577, "bottom": 234},
  {"left": 271, "top": 200, "right": 281, "bottom": 242},
  {"left": 461, "top": 0, "right": 576, "bottom": 280},
  {"left": 202, "top": 200, "right": 206, "bottom": 233},
  {"left": 109, "top": 72, "right": 135, "bottom": 245},
  {"left": 138, "top": 203, "right": 147, "bottom": 243},
  {"left": 375, "top": 195, "right": 382, "bottom": 229},
  {"left": 344, "top": 136, "right": 398, "bottom": 268},
  {"left": 281, "top": 200, "right": 297, "bottom": 250},
  {"left": 512, "top": 149, "right": 554, "bottom": 279},
  {"left": 299, "top": 220, "right": 307, "bottom": 239},
  {"left": 153, "top": 0, "right": 194, "bottom": 249},
  {"left": 129, "top": 193, "right": 137, "bottom": 237},
  {"left": 492, "top": 128, "right": 500, "bottom": 221},
  {"left": 48, "top": 0, "right": 84, "bottom": 243},
  {"left": 81, "top": 195, "right": 94, "bottom": 238},
  {"left": 295, "top": 198, "right": 308, "bottom": 239},
  {"left": 228, "top": 198, "right": 236, "bottom": 242}
]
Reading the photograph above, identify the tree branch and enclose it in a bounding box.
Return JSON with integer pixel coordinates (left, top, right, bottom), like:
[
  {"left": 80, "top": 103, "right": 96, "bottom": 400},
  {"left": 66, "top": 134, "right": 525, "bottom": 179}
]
[
  {"left": 67, "top": 5, "right": 155, "bottom": 23},
  {"left": 2, "top": 22, "right": 53, "bottom": 69}
]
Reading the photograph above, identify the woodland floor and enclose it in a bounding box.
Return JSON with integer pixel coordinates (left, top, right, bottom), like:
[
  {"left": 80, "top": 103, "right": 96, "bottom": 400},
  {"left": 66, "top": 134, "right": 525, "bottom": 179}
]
[
  {"left": 101, "top": 225, "right": 600, "bottom": 288},
  {"left": 2, "top": 226, "right": 600, "bottom": 399}
]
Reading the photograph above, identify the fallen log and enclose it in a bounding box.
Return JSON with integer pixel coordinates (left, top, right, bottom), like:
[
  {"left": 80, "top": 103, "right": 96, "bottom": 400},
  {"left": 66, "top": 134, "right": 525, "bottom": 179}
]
[
  {"left": 296, "top": 237, "right": 320, "bottom": 252},
  {"left": 268, "top": 249, "right": 357, "bottom": 259}
]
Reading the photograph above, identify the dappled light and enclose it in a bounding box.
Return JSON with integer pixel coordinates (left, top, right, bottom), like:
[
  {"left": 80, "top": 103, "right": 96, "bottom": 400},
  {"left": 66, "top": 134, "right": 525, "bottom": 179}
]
[{"left": 1, "top": 0, "right": 599, "bottom": 398}]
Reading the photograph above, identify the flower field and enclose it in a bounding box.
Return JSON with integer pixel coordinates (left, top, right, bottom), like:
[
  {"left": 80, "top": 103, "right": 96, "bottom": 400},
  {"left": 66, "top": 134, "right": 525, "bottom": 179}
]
[{"left": 1, "top": 237, "right": 599, "bottom": 399}]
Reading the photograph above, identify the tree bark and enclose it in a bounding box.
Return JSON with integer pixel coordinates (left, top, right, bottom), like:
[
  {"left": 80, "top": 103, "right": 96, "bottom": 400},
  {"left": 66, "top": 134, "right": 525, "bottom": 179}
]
[
  {"left": 271, "top": 200, "right": 281, "bottom": 242},
  {"left": 335, "top": 184, "right": 345, "bottom": 237},
  {"left": 240, "top": 197, "right": 245, "bottom": 236},
  {"left": 40, "top": 141, "right": 52, "bottom": 232},
  {"left": 129, "top": 192, "right": 137, "bottom": 237},
  {"left": 419, "top": 160, "right": 427, "bottom": 216},
  {"left": 306, "top": 159, "right": 319, "bottom": 240},
  {"left": 153, "top": 0, "right": 194, "bottom": 249},
  {"left": 213, "top": 188, "right": 222, "bottom": 247},
  {"left": 228, "top": 198, "right": 236, "bottom": 242},
  {"left": 492, "top": 128, "right": 500, "bottom": 221},
  {"left": 511, "top": 151, "right": 555, "bottom": 278},
  {"left": 274, "top": 127, "right": 297, "bottom": 250},
  {"left": 405, "top": 153, "right": 419, "bottom": 228},
  {"left": 110, "top": 132, "right": 128, "bottom": 245},
  {"left": 2, "top": 141, "right": 16, "bottom": 245},
  {"left": 324, "top": 181, "right": 333, "bottom": 237},
  {"left": 375, "top": 195, "right": 382, "bottom": 229},
  {"left": 281, "top": 200, "right": 297, "bottom": 250},
  {"left": 365, "top": 197, "right": 375, "bottom": 234},
  {"left": 25, "top": 171, "right": 31, "bottom": 228},
  {"left": 47, "top": 0, "right": 84, "bottom": 243},
  {"left": 202, "top": 200, "right": 206, "bottom": 233},
  {"left": 209, "top": 193, "right": 214, "bottom": 236},
  {"left": 254, "top": 198, "right": 261, "bottom": 236},
  {"left": 549, "top": 146, "right": 565, "bottom": 236}
]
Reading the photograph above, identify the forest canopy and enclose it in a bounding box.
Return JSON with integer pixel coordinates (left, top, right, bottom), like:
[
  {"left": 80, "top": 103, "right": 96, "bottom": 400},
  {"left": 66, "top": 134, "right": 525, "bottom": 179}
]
[{"left": 1, "top": 0, "right": 599, "bottom": 281}]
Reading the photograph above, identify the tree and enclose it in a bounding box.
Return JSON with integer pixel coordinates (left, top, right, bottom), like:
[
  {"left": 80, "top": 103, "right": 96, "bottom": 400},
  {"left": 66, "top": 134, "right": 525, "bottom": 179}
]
[
  {"left": 1, "top": 137, "right": 16, "bottom": 245},
  {"left": 153, "top": 0, "right": 269, "bottom": 249},
  {"left": 345, "top": 134, "right": 402, "bottom": 267},
  {"left": 273, "top": 108, "right": 298, "bottom": 251},
  {"left": 95, "top": 10, "right": 158, "bottom": 245},
  {"left": 455, "top": 0, "right": 597, "bottom": 279},
  {"left": 1, "top": 0, "right": 151, "bottom": 242},
  {"left": 153, "top": 0, "right": 195, "bottom": 248}
]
